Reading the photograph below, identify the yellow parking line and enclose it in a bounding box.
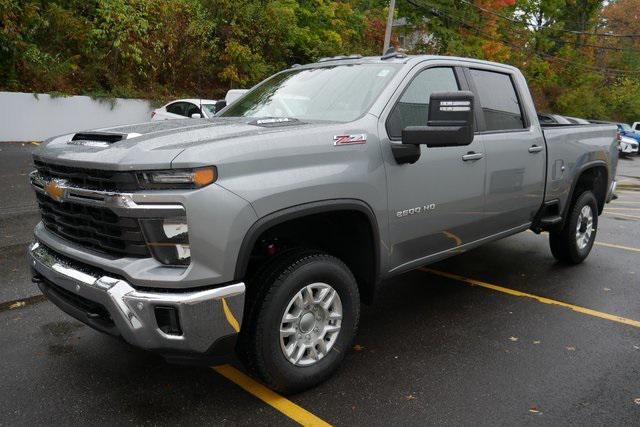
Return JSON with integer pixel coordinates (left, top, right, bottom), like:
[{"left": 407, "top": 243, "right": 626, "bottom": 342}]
[
  {"left": 0, "top": 294, "right": 47, "bottom": 313},
  {"left": 594, "top": 241, "right": 640, "bottom": 253},
  {"left": 213, "top": 365, "right": 331, "bottom": 427},
  {"left": 525, "top": 230, "right": 640, "bottom": 254},
  {"left": 603, "top": 211, "right": 640, "bottom": 220},
  {"left": 214, "top": 302, "right": 329, "bottom": 425},
  {"left": 420, "top": 267, "right": 640, "bottom": 329}
]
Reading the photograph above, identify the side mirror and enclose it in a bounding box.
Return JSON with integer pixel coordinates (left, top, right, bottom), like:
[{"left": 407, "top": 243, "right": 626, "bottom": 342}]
[
  {"left": 190, "top": 113, "right": 202, "bottom": 119},
  {"left": 402, "top": 91, "right": 475, "bottom": 148}
]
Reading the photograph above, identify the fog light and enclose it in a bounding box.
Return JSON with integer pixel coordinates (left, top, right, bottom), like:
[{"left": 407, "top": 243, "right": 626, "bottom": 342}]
[
  {"left": 140, "top": 217, "right": 191, "bottom": 266},
  {"left": 155, "top": 306, "right": 182, "bottom": 335}
]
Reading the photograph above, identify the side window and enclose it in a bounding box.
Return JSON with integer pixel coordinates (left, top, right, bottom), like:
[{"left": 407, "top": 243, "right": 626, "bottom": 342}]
[
  {"left": 386, "top": 67, "right": 460, "bottom": 139},
  {"left": 167, "top": 102, "right": 184, "bottom": 116},
  {"left": 166, "top": 102, "right": 187, "bottom": 116},
  {"left": 185, "top": 103, "right": 202, "bottom": 117},
  {"left": 469, "top": 69, "right": 525, "bottom": 131}
]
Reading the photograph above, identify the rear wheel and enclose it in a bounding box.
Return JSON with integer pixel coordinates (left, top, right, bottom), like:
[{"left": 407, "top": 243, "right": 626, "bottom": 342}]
[
  {"left": 549, "top": 191, "right": 598, "bottom": 264},
  {"left": 238, "top": 249, "right": 360, "bottom": 394}
]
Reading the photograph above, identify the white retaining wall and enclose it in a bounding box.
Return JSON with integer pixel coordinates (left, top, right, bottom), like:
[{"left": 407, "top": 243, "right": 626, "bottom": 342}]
[{"left": 0, "top": 92, "right": 154, "bottom": 141}]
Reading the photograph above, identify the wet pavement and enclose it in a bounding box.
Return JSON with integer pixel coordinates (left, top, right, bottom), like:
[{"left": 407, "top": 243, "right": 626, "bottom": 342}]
[{"left": 1, "top": 142, "right": 639, "bottom": 425}]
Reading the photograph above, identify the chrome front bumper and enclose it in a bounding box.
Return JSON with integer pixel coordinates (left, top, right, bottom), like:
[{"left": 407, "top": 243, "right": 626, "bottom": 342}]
[{"left": 29, "top": 242, "right": 245, "bottom": 357}]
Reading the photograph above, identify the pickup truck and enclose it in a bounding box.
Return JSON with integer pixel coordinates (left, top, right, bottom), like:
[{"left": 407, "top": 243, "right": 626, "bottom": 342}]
[{"left": 28, "top": 53, "right": 618, "bottom": 394}]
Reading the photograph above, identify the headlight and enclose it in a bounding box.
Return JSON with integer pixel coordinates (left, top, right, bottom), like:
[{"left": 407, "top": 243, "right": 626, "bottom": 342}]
[
  {"left": 140, "top": 217, "right": 190, "bottom": 266},
  {"left": 138, "top": 166, "right": 216, "bottom": 189}
]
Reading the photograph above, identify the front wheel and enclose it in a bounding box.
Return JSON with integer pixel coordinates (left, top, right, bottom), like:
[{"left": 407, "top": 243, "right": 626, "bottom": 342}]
[
  {"left": 238, "top": 250, "right": 360, "bottom": 394},
  {"left": 549, "top": 191, "right": 598, "bottom": 264}
]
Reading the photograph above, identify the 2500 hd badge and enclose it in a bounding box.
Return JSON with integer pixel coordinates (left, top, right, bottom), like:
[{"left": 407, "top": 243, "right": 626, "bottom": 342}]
[{"left": 396, "top": 204, "right": 437, "bottom": 218}]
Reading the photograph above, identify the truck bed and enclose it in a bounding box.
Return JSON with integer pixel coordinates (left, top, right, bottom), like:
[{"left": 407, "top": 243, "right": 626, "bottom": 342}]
[{"left": 542, "top": 123, "right": 618, "bottom": 213}]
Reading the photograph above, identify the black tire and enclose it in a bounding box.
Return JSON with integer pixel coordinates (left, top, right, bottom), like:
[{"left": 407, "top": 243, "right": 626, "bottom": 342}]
[
  {"left": 238, "top": 249, "right": 360, "bottom": 394},
  {"left": 549, "top": 191, "right": 598, "bottom": 264}
]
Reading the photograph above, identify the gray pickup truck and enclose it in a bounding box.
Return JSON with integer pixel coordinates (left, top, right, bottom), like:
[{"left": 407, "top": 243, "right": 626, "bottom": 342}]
[{"left": 28, "top": 53, "right": 617, "bottom": 393}]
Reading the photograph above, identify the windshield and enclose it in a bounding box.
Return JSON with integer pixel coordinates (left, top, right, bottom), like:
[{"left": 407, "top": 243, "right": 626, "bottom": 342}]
[
  {"left": 201, "top": 104, "right": 218, "bottom": 116},
  {"left": 620, "top": 123, "right": 632, "bottom": 131},
  {"left": 221, "top": 64, "right": 401, "bottom": 122}
]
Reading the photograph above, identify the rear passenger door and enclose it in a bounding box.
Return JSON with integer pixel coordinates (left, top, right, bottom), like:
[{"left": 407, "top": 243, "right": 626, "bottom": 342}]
[{"left": 466, "top": 67, "right": 545, "bottom": 234}]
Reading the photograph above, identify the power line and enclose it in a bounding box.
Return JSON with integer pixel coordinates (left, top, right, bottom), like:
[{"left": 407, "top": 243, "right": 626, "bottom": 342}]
[
  {"left": 457, "top": 0, "right": 640, "bottom": 39},
  {"left": 426, "top": 0, "right": 638, "bottom": 52},
  {"left": 404, "top": 0, "right": 640, "bottom": 75}
]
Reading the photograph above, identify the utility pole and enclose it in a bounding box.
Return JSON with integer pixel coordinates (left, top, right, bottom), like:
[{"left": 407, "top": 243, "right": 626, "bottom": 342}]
[{"left": 383, "top": 0, "right": 396, "bottom": 54}]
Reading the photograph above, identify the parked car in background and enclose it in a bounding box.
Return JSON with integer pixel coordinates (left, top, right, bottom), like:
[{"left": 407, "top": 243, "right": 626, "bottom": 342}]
[
  {"left": 632, "top": 122, "right": 640, "bottom": 132},
  {"left": 616, "top": 123, "right": 640, "bottom": 145},
  {"left": 151, "top": 99, "right": 226, "bottom": 121},
  {"left": 619, "top": 134, "right": 639, "bottom": 156},
  {"left": 225, "top": 89, "right": 249, "bottom": 105}
]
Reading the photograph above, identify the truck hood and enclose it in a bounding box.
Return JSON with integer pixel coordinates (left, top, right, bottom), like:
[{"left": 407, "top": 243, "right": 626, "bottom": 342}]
[{"left": 33, "top": 117, "right": 329, "bottom": 170}]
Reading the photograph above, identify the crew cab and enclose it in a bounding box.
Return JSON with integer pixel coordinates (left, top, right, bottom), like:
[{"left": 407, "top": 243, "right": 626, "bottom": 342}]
[{"left": 28, "top": 54, "right": 617, "bottom": 394}]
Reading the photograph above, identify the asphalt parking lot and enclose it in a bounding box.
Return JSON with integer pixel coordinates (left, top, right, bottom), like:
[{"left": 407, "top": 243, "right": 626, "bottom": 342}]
[{"left": 1, "top": 141, "right": 639, "bottom": 425}]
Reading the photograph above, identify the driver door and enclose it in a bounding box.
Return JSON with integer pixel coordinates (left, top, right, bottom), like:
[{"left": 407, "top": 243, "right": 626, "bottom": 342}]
[{"left": 380, "top": 65, "right": 487, "bottom": 273}]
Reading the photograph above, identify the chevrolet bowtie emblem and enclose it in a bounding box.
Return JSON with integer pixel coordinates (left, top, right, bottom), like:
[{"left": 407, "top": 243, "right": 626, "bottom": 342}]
[{"left": 44, "top": 179, "right": 67, "bottom": 202}]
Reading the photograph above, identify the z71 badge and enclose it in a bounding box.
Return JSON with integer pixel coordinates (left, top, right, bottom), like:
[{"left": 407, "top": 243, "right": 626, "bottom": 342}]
[{"left": 333, "top": 134, "right": 367, "bottom": 146}]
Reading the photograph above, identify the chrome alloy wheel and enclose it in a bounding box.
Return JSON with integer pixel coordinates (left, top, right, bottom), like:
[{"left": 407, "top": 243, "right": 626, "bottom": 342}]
[
  {"left": 279, "top": 282, "right": 342, "bottom": 366},
  {"left": 576, "top": 204, "right": 594, "bottom": 250}
]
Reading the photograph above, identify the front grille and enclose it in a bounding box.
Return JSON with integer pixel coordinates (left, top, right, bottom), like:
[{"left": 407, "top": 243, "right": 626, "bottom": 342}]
[
  {"left": 36, "top": 192, "right": 149, "bottom": 258},
  {"left": 34, "top": 160, "right": 139, "bottom": 192}
]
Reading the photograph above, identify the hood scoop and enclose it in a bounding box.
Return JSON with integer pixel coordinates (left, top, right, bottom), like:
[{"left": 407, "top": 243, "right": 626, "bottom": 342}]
[{"left": 67, "top": 132, "right": 140, "bottom": 148}]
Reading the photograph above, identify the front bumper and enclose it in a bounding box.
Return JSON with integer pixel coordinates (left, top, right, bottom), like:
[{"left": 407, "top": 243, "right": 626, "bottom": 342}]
[
  {"left": 619, "top": 142, "right": 639, "bottom": 154},
  {"left": 29, "top": 241, "right": 245, "bottom": 360}
]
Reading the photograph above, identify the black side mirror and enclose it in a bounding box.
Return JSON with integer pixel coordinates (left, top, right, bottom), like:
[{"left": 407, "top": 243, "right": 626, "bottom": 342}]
[{"left": 402, "top": 91, "right": 475, "bottom": 148}]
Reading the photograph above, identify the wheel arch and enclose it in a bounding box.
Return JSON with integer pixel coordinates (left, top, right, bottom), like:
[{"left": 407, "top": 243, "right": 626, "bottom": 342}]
[
  {"left": 234, "top": 199, "right": 381, "bottom": 303},
  {"left": 563, "top": 161, "right": 609, "bottom": 222}
]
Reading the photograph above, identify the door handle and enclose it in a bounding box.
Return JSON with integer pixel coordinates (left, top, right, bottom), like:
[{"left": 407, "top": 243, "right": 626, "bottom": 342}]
[
  {"left": 528, "top": 145, "right": 544, "bottom": 153},
  {"left": 462, "top": 152, "right": 484, "bottom": 161}
]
